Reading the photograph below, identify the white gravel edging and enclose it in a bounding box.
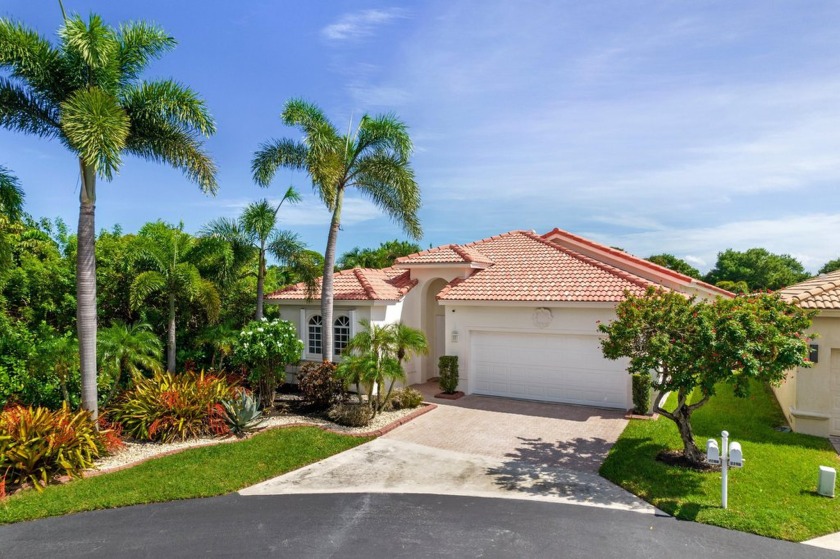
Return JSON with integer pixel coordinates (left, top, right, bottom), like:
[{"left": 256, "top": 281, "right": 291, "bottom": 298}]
[{"left": 90, "top": 406, "right": 424, "bottom": 473}]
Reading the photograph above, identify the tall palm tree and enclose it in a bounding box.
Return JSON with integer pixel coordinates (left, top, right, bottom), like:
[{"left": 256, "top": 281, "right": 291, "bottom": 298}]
[
  {"left": 130, "top": 221, "right": 220, "bottom": 372},
  {"left": 0, "top": 166, "right": 24, "bottom": 221},
  {"left": 98, "top": 321, "right": 163, "bottom": 407},
  {"left": 0, "top": 15, "right": 217, "bottom": 419},
  {"left": 252, "top": 99, "right": 421, "bottom": 361},
  {"left": 202, "top": 187, "right": 304, "bottom": 319}
]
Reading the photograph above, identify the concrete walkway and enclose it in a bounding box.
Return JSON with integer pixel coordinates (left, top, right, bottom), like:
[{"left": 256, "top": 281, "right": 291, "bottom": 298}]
[{"left": 242, "top": 384, "right": 655, "bottom": 513}]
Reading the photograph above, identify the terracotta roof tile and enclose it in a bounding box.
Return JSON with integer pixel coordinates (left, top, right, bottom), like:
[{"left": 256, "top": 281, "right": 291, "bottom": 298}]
[
  {"left": 777, "top": 270, "right": 840, "bottom": 310},
  {"left": 437, "top": 230, "right": 657, "bottom": 302},
  {"left": 266, "top": 267, "right": 417, "bottom": 302},
  {"left": 395, "top": 244, "right": 493, "bottom": 265}
]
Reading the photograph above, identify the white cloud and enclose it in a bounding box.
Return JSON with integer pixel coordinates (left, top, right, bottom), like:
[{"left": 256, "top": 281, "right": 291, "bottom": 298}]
[{"left": 321, "top": 8, "right": 407, "bottom": 42}]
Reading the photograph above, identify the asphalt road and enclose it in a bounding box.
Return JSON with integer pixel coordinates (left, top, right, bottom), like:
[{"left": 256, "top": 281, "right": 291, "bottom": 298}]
[{"left": 0, "top": 493, "right": 833, "bottom": 559}]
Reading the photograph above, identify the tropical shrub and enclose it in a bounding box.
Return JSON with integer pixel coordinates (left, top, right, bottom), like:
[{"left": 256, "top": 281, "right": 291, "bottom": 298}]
[
  {"left": 297, "top": 361, "right": 342, "bottom": 409},
  {"left": 110, "top": 371, "right": 234, "bottom": 442},
  {"left": 0, "top": 403, "right": 104, "bottom": 490},
  {"left": 631, "top": 372, "right": 652, "bottom": 415},
  {"left": 233, "top": 319, "right": 303, "bottom": 408},
  {"left": 327, "top": 402, "right": 373, "bottom": 427},
  {"left": 388, "top": 387, "right": 424, "bottom": 410},
  {"left": 222, "top": 388, "right": 264, "bottom": 437},
  {"left": 438, "top": 356, "right": 459, "bottom": 394}
]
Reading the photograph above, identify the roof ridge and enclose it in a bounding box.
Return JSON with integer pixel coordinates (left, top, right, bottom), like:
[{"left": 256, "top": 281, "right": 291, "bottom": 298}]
[
  {"left": 520, "top": 230, "right": 656, "bottom": 291},
  {"left": 352, "top": 268, "right": 378, "bottom": 300}
]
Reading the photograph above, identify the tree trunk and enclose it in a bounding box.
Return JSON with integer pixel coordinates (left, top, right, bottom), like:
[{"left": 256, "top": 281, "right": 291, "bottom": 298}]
[
  {"left": 655, "top": 387, "right": 705, "bottom": 465},
  {"left": 321, "top": 189, "right": 343, "bottom": 362},
  {"left": 77, "top": 160, "right": 98, "bottom": 421},
  {"left": 167, "top": 294, "right": 177, "bottom": 372},
  {"left": 256, "top": 246, "right": 265, "bottom": 320}
]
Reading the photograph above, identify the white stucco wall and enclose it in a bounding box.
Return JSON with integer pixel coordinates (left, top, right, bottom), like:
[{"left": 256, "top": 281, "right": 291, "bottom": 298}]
[
  {"left": 773, "top": 313, "right": 840, "bottom": 437},
  {"left": 442, "top": 303, "right": 632, "bottom": 408}
]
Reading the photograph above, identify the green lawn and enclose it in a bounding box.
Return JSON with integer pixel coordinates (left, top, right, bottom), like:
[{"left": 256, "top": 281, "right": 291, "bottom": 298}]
[
  {"left": 601, "top": 382, "right": 840, "bottom": 541},
  {"left": 0, "top": 426, "right": 369, "bottom": 525}
]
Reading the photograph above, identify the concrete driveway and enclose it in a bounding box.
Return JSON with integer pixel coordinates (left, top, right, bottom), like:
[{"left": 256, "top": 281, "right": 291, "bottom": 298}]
[{"left": 242, "top": 383, "right": 653, "bottom": 512}]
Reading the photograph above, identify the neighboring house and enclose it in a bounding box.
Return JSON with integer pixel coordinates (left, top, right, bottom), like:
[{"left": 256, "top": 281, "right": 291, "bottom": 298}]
[
  {"left": 774, "top": 270, "right": 840, "bottom": 437},
  {"left": 266, "top": 228, "right": 727, "bottom": 410}
]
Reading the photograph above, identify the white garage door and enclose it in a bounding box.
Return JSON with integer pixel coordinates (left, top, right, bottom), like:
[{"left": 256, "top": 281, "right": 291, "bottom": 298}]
[{"left": 471, "top": 331, "right": 628, "bottom": 409}]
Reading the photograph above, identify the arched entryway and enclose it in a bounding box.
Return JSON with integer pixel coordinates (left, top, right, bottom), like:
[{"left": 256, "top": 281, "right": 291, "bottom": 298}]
[{"left": 423, "top": 278, "right": 449, "bottom": 381}]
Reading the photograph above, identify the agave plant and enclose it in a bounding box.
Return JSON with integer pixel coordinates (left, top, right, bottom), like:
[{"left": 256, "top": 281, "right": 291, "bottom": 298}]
[{"left": 222, "top": 388, "right": 264, "bottom": 437}]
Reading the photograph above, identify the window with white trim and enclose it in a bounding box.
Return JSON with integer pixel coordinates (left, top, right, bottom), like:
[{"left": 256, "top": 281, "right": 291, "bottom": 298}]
[
  {"left": 334, "top": 315, "right": 351, "bottom": 356},
  {"left": 308, "top": 315, "right": 323, "bottom": 355}
]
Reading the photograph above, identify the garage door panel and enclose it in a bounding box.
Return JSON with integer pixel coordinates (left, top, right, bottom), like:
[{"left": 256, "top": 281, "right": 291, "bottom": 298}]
[{"left": 471, "top": 331, "right": 627, "bottom": 408}]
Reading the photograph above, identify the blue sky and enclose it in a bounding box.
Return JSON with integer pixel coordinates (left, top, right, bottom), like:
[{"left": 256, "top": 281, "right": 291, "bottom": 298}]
[{"left": 2, "top": 1, "right": 840, "bottom": 272}]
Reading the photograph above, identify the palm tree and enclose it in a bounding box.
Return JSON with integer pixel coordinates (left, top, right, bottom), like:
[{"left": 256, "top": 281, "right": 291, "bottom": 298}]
[
  {"left": 98, "top": 321, "right": 163, "bottom": 407},
  {"left": 252, "top": 99, "right": 421, "bottom": 361},
  {"left": 0, "top": 166, "right": 24, "bottom": 221},
  {"left": 392, "top": 322, "right": 428, "bottom": 367},
  {"left": 202, "top": 187, "right": 304, "bottom": 319},
  {"left": 130, "top": 221, "right": 220, "bottom": 372},
  {"left": 0, "top": 15, "right": 216, "bottom": 419}
]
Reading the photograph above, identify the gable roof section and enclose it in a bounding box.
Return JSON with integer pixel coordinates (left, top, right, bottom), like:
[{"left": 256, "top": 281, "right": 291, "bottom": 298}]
[
  {"left": 542, "top": 227, "right": 732, "bottom": 298},
  {"left": 437, "top": 230, "right": 657, "bottom": 302},
  {"left": 777, "top": 270, "right": 840, "bottom": 309},
  {"left": 395, "top": 244, "right": 494, "bottom": 266},
  {"left": 266, "top": 267, "right": 417, "bottom": 302}
]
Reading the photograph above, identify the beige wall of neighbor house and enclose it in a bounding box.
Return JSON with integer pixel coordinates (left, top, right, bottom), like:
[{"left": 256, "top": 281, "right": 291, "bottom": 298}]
[{"left": 773, "top": 312, "right": 840, "bottom": 437}]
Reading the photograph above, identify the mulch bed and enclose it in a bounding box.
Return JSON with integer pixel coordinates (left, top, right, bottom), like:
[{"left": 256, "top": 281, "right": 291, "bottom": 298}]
[{"left": 434, "top": 391, "right": 465, "bottom": 400}]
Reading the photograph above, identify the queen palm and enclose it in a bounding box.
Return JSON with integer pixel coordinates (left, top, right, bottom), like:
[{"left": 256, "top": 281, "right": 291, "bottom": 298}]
[
  {"left": 202, "top": 187, "right": 304, "bottom": 319},
  {"left": 0, "top": 15, "right": 216, "bottom": 418},
  {"left": 98, "top": 321, "right": 163, "bottom": 407},
  {"left": 252, "top": 99, "right": 421, "bottom": 361},
  {"left": 130, "top": 221, "right": 220, "bottom": 373}
]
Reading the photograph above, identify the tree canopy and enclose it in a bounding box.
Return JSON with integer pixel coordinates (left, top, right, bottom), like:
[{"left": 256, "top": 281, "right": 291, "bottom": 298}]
[
  {"left": 339, "top": 239, "right": 422, "bottom": 269},
  {"left": 818, "top": 258, "right": 840, "bottom": 275},
  {"left": 704, "top": 248, "right": 810, "bottom": 292},
  {"left": 646, "top": 253, "right": 701, "bottom": 279}
]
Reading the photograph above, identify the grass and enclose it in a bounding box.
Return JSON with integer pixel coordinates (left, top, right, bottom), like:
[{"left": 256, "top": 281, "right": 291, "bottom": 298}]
[
  {"left": 0, "top": 426, "right": 370, "bottom": 525},
  {"left": 600, "top": 381, "right": 840, "bottom": 541}
]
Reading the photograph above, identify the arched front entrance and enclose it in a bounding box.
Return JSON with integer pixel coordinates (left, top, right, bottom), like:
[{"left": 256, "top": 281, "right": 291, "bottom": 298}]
[{"left": 423, "top": 278, "right": 449, "bottom": 381}]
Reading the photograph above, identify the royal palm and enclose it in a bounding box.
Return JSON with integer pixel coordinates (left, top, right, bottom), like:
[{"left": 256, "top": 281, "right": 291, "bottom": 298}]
[
  {"left": 0, "top": 15, "right": 216, "bottom": 418},
  {"left": 252, "top": 99, "right": 421, "bottom": 361}
]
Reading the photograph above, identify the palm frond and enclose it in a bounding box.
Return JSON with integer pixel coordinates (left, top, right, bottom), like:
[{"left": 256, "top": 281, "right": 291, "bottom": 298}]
[
  {"left": 117, "top": 21, "right": 175, "bottom": 84},
  {"left": 122, "top": 79, "right": 215, "bottom": 136},
  {"left": 59, "top": 14, "right": 118, "bottom": 71},
  {"left": 353, "top": 152, "right": 422, "bottom": 239},
  {"left": 241, "top": 199, "right": 277, "bottom": 243},
  {"left": 0, "top": 18, "right": 69, "bottom": 103},
  {"left": 267, "top": 229, "right": 305, "bottom": 264},
  {"left": 0, "top": 77, "right": 62, "bottom": 137},
  {"left": 251, "top": 138, "right": 307, "bottom": 187},
  {"left": 0, "top": 165, "right": 24, "bottom": 221},
  {"left": 356, "top": 113, "right": 413, "bottom": 161},
  {"left": 125, "top": 115, "right": 217, "bottom": 193},
  {"left": 130, "top": 270, "right": 166, "bottom": 309},
  {"left": 60, "top": 87, "right": 130, "bottom": 179},
  {"left": 195, "top": 277, "right": 221, "bottom": 323}
]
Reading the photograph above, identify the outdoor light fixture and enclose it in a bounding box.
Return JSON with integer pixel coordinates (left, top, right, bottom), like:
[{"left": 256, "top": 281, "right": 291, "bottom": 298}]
[
  {"left": 810, "top": 344, "right": 819, "bottom": 364},
  {"left": 451, "top": 330, "right": 459, "bottom": 343}
]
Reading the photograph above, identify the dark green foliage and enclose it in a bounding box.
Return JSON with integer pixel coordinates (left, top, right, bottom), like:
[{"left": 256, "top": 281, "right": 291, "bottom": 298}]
[
  {"left": 339, "top": 239, "right": 422, "bottom": 269},
  {"left": 222, "top": 388, "right": 264, "bottom": 437},
  {"left": 388, "top": 387, "right": 423, "bottom": 410},
  {"left": 631, "top": 372, "right": 651, "bottom": 415},
  {"left": 327, "top": 402, "right": 373, "bottom": 427},
  {"left": 704, "top": 248, "right": 810, "bottom": 291},
  {"left": 818, "top": 258, "right": 840, "bottom": 275},
  {"left": 646, "top": 253, "right": 701, "bottom": 279},
  {"left": 438, "top": 356, "right": 459, "bottom": 394},
  {"left": 297, "top": 361, "right": 342, "bottom": 409}
]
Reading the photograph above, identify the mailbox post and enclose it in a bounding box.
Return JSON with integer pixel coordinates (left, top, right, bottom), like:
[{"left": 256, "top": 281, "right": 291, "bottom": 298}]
[{"left": 706, "top": 430, "right": 743, "bottom": 509}]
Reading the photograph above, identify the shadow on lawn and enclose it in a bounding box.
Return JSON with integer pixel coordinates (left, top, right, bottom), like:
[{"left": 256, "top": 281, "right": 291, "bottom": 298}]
[{"left": 485, "top": 436, "right": 652, "bottom": 508}]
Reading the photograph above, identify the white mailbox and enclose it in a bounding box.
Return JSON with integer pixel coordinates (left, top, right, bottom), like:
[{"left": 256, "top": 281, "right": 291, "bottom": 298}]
[
  {"left": 729, "top": 442, "right": 743, "bottom": 468},
  {"left": 706, "top": 439, "right": 720, "bottom": 465}
]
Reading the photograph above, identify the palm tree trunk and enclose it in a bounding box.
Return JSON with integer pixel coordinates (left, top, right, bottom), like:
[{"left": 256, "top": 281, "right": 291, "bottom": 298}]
[
  {"left": 77, "top": 160, "right": 98, "bottom": 421},
  {"left": 321, "top": 189, "right": 343, "bottom": 362},
  {"left": 256, "top": 246, "right": 266, "bottom": 320},
  {"left": 167, "top": 294, "right": 177, "bottom": 372}
]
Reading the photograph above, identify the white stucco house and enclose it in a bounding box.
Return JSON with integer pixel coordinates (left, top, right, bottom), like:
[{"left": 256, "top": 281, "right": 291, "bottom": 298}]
[{"left": 266, "top": 227, "right": 728, "bottom": 410}]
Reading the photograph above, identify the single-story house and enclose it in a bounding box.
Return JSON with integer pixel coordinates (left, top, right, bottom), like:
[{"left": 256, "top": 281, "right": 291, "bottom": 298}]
[
  {"left": 266, "top": 227, "right": 728, "bottom": 410},
  {"left": 774, "top": 270, "right": 840, "bottom": 437}
]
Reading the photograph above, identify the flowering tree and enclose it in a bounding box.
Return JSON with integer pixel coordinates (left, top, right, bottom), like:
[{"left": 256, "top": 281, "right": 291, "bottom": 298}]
[
  {"left": 233, "top": 319, "right": 303, "bottom": 408},
  {"left": 599, "top": 287, "right": 814, "bottom": 465}
]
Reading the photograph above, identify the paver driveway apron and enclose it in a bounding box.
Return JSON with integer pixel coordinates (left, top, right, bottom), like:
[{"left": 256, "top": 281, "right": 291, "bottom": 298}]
[{"left": 241, "top": 385, "right": 654, "bottom": 513}]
